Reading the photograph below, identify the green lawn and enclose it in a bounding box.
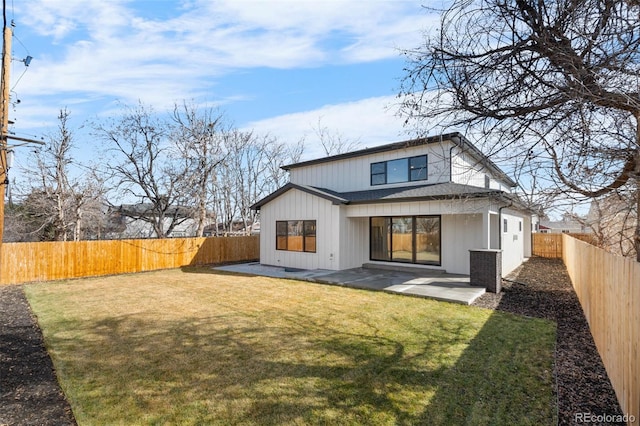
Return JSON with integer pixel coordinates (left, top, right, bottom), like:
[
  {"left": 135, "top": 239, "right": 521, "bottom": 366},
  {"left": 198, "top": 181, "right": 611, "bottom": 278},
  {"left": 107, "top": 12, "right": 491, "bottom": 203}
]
[{"left": 25, "top": 267, "right": 556, "bottom": 425}]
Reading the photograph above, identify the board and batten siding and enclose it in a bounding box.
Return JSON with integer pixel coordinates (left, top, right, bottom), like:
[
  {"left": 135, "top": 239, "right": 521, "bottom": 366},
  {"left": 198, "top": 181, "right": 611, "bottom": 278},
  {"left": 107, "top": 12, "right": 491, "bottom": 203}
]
[
  {"left": 289, "top": 142, "right": 454, "bottom": 192},
  {"left": 344, "top": 197, "right": 498, "bottom": 218},
  {"left": 337, "top": 215, "right": 369, "bottom": 270},
  {"left": 259, "top": 188, "right": 342, "bottom": 270},
  {"left": 500, "top": 209, "right": 526, "bottom": 276},
  {"left": 441, "top": 214, "right": 484, "bottom": 275},
  {"left": 346, "top": 198, "right": 500, "bottom": 275},
  {"left": 450, "top": 145, "right": 512, "bottom": 191}
]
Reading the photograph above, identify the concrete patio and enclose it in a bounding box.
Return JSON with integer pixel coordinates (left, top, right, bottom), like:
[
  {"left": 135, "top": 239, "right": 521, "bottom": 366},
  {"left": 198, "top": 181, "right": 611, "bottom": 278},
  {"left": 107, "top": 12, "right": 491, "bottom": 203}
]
[{"left": 214, "top": 262, "right": 486, "bottom": 305}]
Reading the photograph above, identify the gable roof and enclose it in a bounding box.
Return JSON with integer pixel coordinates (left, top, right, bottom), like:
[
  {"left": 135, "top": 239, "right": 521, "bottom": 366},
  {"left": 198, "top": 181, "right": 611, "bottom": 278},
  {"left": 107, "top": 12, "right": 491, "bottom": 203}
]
[
  {"left": 282, "top": 132, "right": 516, "bottom": 188},
  {"left": 251, "top": 182, "right": 508, "bottom": 210}
]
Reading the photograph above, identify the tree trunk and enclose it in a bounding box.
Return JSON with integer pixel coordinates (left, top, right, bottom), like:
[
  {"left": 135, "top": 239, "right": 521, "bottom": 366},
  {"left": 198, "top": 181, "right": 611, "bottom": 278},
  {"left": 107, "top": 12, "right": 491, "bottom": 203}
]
[{"left": 74, "top": 208, "right": 82, "bottom": 241}]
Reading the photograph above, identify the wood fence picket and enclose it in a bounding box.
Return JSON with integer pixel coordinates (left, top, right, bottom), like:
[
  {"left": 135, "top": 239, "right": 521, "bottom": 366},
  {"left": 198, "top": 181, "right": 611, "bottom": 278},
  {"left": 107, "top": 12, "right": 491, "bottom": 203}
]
[{"left": 0, "top": 236, "right": 259, "bottom": 285}]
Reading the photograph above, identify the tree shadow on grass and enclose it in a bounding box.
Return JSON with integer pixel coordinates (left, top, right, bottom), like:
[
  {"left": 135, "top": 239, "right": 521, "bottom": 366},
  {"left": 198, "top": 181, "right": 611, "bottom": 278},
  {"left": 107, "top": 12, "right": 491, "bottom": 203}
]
[
  {"left": 179, "top": 265, "right": 257, "bottom": 278},
  {"left": 41, "top": 299, "right": 557, "bottom": 425},
  {"left": 416, "top": 310, "right": 556, "bottom": 425}
]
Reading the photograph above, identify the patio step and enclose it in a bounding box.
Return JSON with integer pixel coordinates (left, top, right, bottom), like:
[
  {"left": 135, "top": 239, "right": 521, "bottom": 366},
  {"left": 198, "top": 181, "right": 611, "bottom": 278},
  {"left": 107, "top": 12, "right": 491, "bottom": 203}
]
[{"left": 362, "top": 263, "right": 447, "bottom": 274}]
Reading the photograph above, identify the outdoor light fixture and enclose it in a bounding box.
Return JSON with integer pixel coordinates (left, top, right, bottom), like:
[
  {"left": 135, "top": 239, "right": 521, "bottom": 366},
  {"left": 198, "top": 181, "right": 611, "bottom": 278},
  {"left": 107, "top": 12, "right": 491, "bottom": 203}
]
[{"left": 22, "top": 55, "right": 32, "bottom": 66}]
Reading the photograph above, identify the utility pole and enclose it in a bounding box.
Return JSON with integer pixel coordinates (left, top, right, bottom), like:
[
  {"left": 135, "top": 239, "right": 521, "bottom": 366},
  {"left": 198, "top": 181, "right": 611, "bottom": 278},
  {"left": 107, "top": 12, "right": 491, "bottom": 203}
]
[{"left": 0, "top": 22, "right": 11, "bottom": 248}]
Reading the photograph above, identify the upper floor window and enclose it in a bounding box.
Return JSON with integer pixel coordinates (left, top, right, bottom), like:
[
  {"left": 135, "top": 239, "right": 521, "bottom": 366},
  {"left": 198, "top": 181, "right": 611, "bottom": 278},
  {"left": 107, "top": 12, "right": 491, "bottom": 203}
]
[{"left": 371, "top": 155, "right": 427, "bottom": 186}]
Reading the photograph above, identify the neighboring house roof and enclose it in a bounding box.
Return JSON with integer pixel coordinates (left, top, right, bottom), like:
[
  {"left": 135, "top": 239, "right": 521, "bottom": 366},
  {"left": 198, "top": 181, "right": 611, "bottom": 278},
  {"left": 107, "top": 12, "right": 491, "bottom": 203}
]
[
  {"left": 281, "top": 132, "right": 517, "bottom": 188},
  {"left": 539, "top": 220, "right": 586, "bottom": 231},
  {"left": 252, "top": 182, "right": 509, "bottom": 210},
  {"left": 116, "top": 203, "right": 193, "bottom": 218}
]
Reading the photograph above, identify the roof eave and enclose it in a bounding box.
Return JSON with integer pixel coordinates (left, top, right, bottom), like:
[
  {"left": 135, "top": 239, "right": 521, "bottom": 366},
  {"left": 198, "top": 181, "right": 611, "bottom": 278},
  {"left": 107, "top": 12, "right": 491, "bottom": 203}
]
[
  {"left": 348, "top": 190, "right": 506, "bottom": 205},
  {"left": 250, "top": 183, "right": 349, "bottom": 210},
  {"left": 281, "top": 132, "right": 464, "bottom": 171}
]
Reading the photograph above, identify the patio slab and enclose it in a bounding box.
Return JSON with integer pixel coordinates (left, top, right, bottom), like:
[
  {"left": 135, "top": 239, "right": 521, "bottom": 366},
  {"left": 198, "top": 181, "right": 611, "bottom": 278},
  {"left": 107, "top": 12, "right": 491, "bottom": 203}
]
[{"left": 214, "top": 263, "right": 485, "bottom": 305}]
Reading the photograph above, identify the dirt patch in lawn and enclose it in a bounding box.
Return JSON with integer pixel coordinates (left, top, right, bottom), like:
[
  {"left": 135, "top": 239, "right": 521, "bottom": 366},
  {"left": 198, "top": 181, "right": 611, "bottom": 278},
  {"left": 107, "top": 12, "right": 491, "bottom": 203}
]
[
  {"left": 473, "top": 257, "right": 624, "bottom": 425},
  {"left": 0, "top": 257, "right": 625, "bottom": 425}
]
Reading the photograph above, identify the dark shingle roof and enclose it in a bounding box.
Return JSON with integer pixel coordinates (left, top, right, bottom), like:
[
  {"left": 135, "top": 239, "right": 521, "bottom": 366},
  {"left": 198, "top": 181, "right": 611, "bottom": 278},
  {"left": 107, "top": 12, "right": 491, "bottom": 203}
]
[
  {"left": 250, "top": 183, "right": 349, "bottom": 210},
  {"left": 251, "top": 182, "right": 507, "bottom": 210},
  {"left": 316, "top": 182, "right": 505, "bottom": 204}
]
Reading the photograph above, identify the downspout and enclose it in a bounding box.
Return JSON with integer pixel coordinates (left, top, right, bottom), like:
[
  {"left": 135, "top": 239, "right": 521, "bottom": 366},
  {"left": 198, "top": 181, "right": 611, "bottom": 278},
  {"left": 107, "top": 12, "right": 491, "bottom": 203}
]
[
  {"left": 449, "top": 132, "right": 460, "bottom": 182},
  {"left": 449, "top": 145, "right": 455, "bottom": 182},
  {"left": 497, "top": 197, "right": 513, "bottom": 250}
]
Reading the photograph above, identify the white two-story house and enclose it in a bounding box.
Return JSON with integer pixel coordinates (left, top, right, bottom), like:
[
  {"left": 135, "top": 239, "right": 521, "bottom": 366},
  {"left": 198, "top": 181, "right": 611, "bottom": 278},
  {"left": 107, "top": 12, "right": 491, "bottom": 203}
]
[{"left": 252, "top": 133, "right": 533, "bottom": 276}]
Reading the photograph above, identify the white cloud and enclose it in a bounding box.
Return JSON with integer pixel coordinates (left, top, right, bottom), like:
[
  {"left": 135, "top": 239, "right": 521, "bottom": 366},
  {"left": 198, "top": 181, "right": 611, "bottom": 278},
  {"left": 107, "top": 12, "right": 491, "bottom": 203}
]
[
  {"left": 14, "top": 1, "right": 437, "bottom": 98},
  {"left": 8, "top": 0, "right": 442, "bottom": 146},
  {"left": 244, "top": 95, "right": 410, "bottom": 160}
]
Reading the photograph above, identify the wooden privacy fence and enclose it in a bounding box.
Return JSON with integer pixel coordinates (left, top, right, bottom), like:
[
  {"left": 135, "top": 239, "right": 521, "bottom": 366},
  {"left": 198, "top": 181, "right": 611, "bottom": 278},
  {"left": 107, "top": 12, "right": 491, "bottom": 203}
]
[
  {"left": 562, "top": 235, "right": 639, "bottom": 425},
  {"left": 532, "top": 233, "right": 564, "bottom": 258},
  {"left": 532, "top": 233, "right": 595, "bottom": 258},
  {"left": 0, "top": 236, "right": 259, "bottom": 285}
]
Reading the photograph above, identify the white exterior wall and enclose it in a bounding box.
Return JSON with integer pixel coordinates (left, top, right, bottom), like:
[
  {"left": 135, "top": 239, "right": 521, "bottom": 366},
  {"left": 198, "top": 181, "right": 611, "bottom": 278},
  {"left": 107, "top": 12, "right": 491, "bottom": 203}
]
[
  {"left": 500, "top": 209, "right": 526, "bottom": 276},
  {"left": 259, "top": 188, "right": 342, "bottom": 270},
  {"left": 441, "top": 214, "right": 483, "bottom": 275},
  {"left": 344, "top": 197, "right": 496, "bottom": 218},
  {"left": 450, "top": 146, "right": 512, "bottom": 191},
  {"left": 523, "top": 215, "right": 533, "bottom": 257},
  {"left": 257, "top": 137, "right": 532, "bottom": 275},
  {"left": 338, "top": 216, "right": 369, "bottom": 269},
  {"left": 346, "top": 199, "right": 502, "bottom": 275},
  {"left": 259, "top": 189, "right": 530, "bottom": 275},
  {"left": 289, "top": 142, "right": 454, "bottom": 191}
]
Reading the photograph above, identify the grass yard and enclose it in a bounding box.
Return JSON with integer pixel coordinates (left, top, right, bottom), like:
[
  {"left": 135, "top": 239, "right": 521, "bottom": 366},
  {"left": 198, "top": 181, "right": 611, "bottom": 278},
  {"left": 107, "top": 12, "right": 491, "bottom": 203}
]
[{"left": 25, "top": 267, "right": 557, "bottom": 425}]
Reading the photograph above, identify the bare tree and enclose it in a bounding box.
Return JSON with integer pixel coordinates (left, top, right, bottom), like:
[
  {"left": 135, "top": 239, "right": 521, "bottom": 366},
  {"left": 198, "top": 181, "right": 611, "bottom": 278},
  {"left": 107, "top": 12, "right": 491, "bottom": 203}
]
[
  {"left": 227, "top": 130, "right": 263, "bottom": 235},
  {"left": 16, "top": 109, "right": 106, "bottom": 241},
  {"left": 581, "top": 192, "right": 637, "bottom": 257},
  {"left": 400, "top": 0, "right": 640, "bottom": 260},
  {"left": 171, "top": 102, "right": 227, "bottom": 237},
  {"left": 262, "top": 136, "right": 304, "bottom": 193},
  {"left": 312, "top": 118, "right": 360, "bottom": 156},
  {"left": 95, "top": 102, "right": 189, "bottom": 238},
  {"left": 209, "top": 131, "right": 304, "bottom": 236}
]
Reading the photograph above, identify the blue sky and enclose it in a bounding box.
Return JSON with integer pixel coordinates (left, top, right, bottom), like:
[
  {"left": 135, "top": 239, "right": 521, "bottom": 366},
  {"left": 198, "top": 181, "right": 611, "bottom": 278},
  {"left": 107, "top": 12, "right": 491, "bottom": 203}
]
[{"left": 6, "top": 0, "right": 443, "bottom": 170}]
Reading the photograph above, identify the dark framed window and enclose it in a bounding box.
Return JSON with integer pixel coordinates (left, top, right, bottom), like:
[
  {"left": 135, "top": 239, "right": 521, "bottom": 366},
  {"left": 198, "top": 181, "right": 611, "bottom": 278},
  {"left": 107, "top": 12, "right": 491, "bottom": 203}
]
[
  {"left": 275, "top": 220, "right": 316, "bottom": 253},
  {"left": 409, "top": 155, "right": 427, "bottom": 181},
  {"left": 503, "top": 219, "right": 508, "bottom": 233},
  {"left": 370, "top": 215, "right": 440, "bottom": 265},
  {"left": 387, "top": 158, "right": 408, "bottom": 183},
  {"left": 371, "top": 162, "right": 386, "bottom": 185},
  {"left": 371, "top": 155, "right": 427, "bottom": 186},
  {"left": 304, "top": 220, "right": 317, "bottom": 253}
]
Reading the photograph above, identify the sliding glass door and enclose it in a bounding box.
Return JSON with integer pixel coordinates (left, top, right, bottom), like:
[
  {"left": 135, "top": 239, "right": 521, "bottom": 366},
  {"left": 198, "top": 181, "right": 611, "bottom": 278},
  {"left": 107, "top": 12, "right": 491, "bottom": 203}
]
[
  {"left": 370, "top": 217, "right": 391, "bottom": 261},
  {"left": 391, "top": 217, "right": 413, "bottom": 262},
  {"left": 370, "top": 216, "right": 441, "bottom": 265},
  {"left": 415, "top": 217, "right": 441, "bottom": 264}
]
